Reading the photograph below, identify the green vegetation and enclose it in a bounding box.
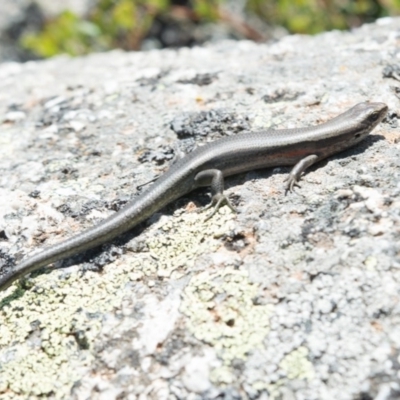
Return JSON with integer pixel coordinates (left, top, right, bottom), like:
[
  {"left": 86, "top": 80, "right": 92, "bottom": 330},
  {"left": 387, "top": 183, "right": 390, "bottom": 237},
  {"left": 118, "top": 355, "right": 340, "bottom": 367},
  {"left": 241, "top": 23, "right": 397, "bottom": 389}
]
[
  {"left": 22, "top": 11, "right": 102, "bottom": 57},
  {"left": 21, "top": 0, "right": 400, "bottom": 58},
  {"left": 247, "top": 0, "right": 388, "bottom": 34}
]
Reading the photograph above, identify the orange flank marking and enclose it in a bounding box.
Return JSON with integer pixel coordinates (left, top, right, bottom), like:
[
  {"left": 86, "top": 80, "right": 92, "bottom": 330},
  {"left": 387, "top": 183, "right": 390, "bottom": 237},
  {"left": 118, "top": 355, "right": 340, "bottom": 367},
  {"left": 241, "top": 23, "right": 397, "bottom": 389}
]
[{"left": 282, "top": 148, "right": 308, "bottom": 158}]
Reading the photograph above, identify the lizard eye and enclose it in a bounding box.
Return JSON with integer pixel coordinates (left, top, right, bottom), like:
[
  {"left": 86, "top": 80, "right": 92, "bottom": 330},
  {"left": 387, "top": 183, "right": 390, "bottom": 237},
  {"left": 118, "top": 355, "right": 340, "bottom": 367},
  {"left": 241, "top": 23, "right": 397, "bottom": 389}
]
[{"left": 369, "top": 112, "right": 380, "bottom": 122}]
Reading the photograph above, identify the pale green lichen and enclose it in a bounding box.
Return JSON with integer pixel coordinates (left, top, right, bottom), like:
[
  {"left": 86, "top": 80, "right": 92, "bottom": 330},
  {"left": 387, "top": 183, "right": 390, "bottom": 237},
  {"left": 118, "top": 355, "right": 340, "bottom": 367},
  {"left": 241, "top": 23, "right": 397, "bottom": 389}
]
[
  {"left": 364, "top": 255, "right": 377, "bottom": 271},
  {"left": 0, "top": 205, "right": 235, "bottom": 398},
  {"left": 279, "top": 346, "right": 315, "bottom": 380},
  {"left": 146, "top": 206, "right": 235, "bottom": 279},
  {"left": 247, "top": 348, "right": 315, "bottom": 395},
  {"left": 209, "top": 365, "right": 235, "bottom": 385},
  {"left": 180, "top": 267, "right": 274, "bottom": 386},
  {"left": 0, "top": 240, "right": 150, "bottom": 398},
  {"left": 0, "top": 265, "right": 128, "bottom": 399}
]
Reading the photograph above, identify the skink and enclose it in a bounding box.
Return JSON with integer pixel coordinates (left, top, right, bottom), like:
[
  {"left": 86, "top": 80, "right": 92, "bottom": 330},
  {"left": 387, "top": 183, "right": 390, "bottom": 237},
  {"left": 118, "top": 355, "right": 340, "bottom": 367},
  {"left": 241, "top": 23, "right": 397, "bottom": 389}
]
[{"left": 0, "top": 102, "right": 388, "bottom": 291}]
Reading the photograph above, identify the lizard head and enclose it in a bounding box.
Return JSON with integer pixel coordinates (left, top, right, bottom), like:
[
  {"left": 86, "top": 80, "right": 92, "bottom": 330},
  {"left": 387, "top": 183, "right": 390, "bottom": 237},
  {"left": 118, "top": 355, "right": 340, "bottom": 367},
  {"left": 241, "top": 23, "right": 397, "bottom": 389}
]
[{"left": 349, "top": 102, "right": 388, "bottom": 141}]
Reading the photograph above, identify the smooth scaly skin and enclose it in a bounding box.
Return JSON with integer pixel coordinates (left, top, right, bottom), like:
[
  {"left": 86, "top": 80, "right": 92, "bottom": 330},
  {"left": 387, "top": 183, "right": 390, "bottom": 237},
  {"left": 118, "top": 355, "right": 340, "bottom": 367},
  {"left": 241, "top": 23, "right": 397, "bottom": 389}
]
[{"left": 0, "top": 102, "right": 388, "bottom": 291}]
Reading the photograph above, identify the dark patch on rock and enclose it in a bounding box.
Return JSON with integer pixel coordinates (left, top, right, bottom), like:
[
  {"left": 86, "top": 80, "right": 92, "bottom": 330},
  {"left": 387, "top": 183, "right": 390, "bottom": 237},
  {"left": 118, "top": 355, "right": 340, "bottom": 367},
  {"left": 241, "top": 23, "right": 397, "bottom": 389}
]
[
  {"left": 178, "top": 72, "right": 218, "bottom": 86},
  {"left": 170, "top": 109, "right": 250, "bottom": 140}
]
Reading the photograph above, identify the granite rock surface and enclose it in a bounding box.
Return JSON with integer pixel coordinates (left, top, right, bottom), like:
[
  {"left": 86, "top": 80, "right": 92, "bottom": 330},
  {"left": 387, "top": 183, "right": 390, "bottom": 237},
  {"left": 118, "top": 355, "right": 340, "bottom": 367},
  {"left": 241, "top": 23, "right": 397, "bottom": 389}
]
[{"left": 0, "top": 18, "right": 400, "bottom": 400}]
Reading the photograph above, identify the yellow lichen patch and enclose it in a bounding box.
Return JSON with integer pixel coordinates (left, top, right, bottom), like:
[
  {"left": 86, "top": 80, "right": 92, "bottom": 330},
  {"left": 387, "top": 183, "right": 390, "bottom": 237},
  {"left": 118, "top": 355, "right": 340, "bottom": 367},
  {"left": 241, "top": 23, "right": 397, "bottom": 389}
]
[
  {"left": 249, "top": 348, "right": 315, "bottom": 396},
  {"left": 180, "top": 267, "right": 273, "bottom": 384},
  {"left": 0, "top": 205, "right": 235, "bottom": 398},
  {"left": 279, "top": 346, "right": 315, "bottom": 380},
  {"left": 145, "top": 206, "right": 235, "bottom": 279},
  {"left": 0, "top": 261, "right": 133, "bottom": 398}
]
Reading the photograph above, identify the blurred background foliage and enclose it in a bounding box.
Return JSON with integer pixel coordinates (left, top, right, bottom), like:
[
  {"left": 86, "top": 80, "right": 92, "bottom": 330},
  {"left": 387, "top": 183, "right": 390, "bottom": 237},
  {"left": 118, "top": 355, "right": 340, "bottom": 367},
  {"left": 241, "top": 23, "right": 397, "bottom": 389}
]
[{"left": 21, "top": 0, "right": 400, "bottom": 58}]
